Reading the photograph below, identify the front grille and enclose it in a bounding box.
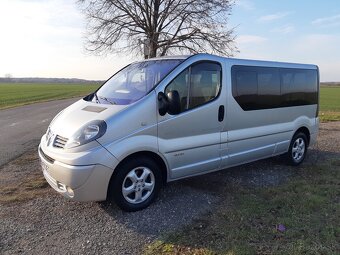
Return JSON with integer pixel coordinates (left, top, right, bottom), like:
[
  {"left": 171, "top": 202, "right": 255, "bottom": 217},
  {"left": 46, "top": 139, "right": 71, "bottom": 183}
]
[{"left": 53, "top": 135, "right": 68, "bottom": 149}]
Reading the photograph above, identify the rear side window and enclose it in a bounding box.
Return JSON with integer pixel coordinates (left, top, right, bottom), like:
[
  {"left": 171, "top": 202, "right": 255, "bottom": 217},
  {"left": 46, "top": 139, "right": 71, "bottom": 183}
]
[
  {"left": 281, "top": 69, "right": 318, "bottom": 107},
  {"left": 236, "top": 71, "right": 257, "bottom": 96},
  {"left": 231, "top": 65, "right": 318, "bottom": 111},
  {"left": 257, "top": 68, "right": 281, "bottom": 108},
  {"left": 232, "top": 66, "right": 280, "bottom": 110}
]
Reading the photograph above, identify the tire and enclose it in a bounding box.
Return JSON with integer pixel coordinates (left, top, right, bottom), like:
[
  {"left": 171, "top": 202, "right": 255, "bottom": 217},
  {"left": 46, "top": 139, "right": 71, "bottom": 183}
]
[
  {"left": 108, "top": 156, "right": 162, "bottom": 212},
  {"left": 287, "top": 132, "right": 308, "bottom": 166}
]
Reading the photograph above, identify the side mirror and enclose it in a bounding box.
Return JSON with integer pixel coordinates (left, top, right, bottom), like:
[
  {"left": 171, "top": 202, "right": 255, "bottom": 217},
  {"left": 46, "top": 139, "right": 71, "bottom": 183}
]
[
  {"left": 158, "top": 90, "right": 181, "bottom": 116},
  {"left": 158, "top": 92, "right": 168, "bottom": 116},
  {"left": 167, "top": 90, "right": 181, "bottom": 115}
]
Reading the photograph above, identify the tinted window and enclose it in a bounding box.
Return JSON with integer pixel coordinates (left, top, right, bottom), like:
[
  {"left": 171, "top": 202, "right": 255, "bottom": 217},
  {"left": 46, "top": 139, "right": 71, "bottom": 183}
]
[
  {"left": 232, "top": 66, "right": 280, "bottom": 110},
  {"left": 231, "top": 65, "right": 318, "bottom": 110},
  {"left": 257, "top": 68, "right": 280, "bottom": 108},
  {"left": 165, "top": 62, "right": 222, "bottom": 114},
  {"left": 281, "top": 69, "right": 318, "bottom": 106},
  {"left": 236, "top": 71, "right": 257, "bottom": 95}
]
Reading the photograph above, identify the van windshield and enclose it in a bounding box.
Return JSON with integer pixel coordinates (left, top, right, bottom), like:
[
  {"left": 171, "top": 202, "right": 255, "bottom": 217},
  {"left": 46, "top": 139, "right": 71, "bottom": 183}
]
[{"left": 94, "top": 59, "right": 183, "bottom": 105}]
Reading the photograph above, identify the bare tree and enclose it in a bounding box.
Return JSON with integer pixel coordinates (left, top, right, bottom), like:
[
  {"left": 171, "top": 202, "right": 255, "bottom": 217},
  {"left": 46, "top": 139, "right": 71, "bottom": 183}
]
[
  {"left": 4, "top": 73, "right": 13, "bottom": 82},
  {"left": 78, "top": 0, "right": 237, "bottom": 58}
]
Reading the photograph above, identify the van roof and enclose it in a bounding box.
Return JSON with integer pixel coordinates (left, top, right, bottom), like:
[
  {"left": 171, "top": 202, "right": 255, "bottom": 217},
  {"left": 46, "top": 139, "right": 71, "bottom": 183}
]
[
  {"left": 138, "top": 55, "right": 191, "bottom": 61},
  {"left": 140, "top": 53, "right": 318, "bottom": 69}
]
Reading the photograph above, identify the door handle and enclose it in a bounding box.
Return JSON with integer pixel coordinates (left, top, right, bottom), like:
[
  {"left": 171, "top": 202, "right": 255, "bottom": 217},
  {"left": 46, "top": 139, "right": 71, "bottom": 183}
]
[{"left": 218, "top": 105, "right": 225, "bottom": 122}]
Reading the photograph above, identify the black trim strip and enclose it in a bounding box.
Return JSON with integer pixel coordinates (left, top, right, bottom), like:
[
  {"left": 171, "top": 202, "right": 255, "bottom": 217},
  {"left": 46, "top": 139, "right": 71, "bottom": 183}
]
[
  {"left": 39, "top": 147, "right": 55, "bottom": 164},
  {"left": 225, "top": 129, "right": 293, "bottom": 143}
]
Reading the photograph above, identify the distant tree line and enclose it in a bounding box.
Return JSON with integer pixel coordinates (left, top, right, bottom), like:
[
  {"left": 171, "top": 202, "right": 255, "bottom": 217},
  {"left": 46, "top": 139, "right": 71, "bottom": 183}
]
[{"left": 0, "top": 77, "right": 104, "bottom": 84}]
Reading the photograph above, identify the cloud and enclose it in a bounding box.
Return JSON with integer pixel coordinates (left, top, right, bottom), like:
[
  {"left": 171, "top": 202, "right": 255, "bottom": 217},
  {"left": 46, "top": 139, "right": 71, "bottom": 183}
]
[
  {"left": 237, "top": 35, "right": 267, "bottom": 44},
  {"left": 291, "top": 34, "right": 340, "bottom": 81},
  {"left": 235, "top": 33, "right": 340, "bottom": 81},
  {"left": 0, "top": 0, "right": 132, "bottom": 79},
  {"left": 0, "top": 0, "right": 84, "bottom": 42},
  {"left": 235, "top": 0, "right": 255, "bottom": 11},
  {"left": 294, "top": 34, "right": 340, "bottom": 54},
  {"left": 271, "top": 24, "right": 295, "bottom": 34},
  {"left": 258, "top": 11, "right": 293, "bottom": 22},
  {"left": 312, "top": 14, "right": 340, "bottom": 27}
]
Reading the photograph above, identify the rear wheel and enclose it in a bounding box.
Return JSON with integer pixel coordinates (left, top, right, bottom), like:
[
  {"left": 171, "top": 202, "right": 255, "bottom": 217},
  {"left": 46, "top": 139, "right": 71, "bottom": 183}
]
[
  {"left": 287, "top": 132, "right": 308, "bottom": 166},
  {"left": 108, "top": 156, "right": 162, "bottom": 212}
]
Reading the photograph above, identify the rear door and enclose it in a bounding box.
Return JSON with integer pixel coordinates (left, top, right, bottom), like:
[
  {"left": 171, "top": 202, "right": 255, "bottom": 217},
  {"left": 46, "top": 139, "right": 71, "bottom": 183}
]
[
  {"left": 221, "top": 65, "right": 290, "bottom": 168},
  {"left": 157, "top": 61, "right": 225, "bottom": 179}
]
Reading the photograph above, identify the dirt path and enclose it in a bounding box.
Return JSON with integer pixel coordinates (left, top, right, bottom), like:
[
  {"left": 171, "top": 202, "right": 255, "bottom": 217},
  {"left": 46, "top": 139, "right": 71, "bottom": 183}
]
[{"left": 1, "top": 122, "right": 339, "bottom": 255}]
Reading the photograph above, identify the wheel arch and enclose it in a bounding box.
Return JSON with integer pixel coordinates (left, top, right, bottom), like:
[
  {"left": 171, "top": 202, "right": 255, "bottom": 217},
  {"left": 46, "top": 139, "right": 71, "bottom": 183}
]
[
  {"left": 110, "top": 151, "right": 169, "bottom": 185},
  {"left": 294, "top": 126, "right": 311, "bottom": 146}
]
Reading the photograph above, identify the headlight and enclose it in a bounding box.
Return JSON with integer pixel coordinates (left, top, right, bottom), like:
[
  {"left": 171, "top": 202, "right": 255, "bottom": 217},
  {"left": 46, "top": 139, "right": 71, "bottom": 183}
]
[{"left": 65, "top": 120, "right": 107, "bottom": 149}]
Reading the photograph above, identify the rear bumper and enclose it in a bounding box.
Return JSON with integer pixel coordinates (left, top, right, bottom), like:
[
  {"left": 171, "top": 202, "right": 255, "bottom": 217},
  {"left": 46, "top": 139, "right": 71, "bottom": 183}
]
[
  {"left": 309, "top": 117, "right": 319, "bottom": 147},
  {"left": 38, "top": 146, "right": 115, "bottom": 201},
  {"left": 310, "top": 132, "right": 318, "bottom": 147}
]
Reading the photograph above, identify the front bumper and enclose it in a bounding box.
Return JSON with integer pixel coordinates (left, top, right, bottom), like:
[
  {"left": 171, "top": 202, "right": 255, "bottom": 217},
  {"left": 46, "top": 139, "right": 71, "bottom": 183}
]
[{"left": 38, "top": 146, "right": 116, "bottom": 202}]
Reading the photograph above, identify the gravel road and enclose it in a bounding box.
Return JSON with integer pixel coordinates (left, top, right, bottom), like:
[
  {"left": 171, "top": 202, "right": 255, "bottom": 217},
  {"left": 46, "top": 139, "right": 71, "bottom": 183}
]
[
  {"left": 1, "top": 121, "right": 340, "bottom": 255},
  {"left": 0, "top": 98, "right": 79, "bottom": 167}
]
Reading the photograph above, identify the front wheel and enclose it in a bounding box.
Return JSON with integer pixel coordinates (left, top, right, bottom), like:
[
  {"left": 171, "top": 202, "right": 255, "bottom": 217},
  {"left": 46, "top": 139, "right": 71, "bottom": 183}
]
[
  {"left": 287, "top": 132, "right": 308, "bottom": 166},
  {"left": 108, "top": 156, "right": 162, "bottom": 212}
]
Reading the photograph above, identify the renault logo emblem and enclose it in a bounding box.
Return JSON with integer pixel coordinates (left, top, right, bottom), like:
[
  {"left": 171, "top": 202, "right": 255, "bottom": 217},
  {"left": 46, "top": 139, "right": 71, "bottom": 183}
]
[{"left": 47, "top": 132, "right": 54, "bottom": 146}]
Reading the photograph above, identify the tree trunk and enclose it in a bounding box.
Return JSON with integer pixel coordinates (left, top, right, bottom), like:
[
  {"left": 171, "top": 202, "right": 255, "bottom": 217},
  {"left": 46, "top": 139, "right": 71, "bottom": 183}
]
[
  {"left": 149, "top": 40, "right": 158, "bottom": 58},
  {"left": 145, "top": 34, "right": 158, "bottom": 59}
]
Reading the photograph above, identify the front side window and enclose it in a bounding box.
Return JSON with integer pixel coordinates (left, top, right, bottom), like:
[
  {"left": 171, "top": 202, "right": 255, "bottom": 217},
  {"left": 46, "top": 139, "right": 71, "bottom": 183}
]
[
  {"left": 95, "top": 59, "right": 183, "bottom": 105},
  {"left": 165, "top": 69, "right": 189, "bottom": 112},
  {"left": 165, "top": 62, "right": 222, "bottom": 113}
]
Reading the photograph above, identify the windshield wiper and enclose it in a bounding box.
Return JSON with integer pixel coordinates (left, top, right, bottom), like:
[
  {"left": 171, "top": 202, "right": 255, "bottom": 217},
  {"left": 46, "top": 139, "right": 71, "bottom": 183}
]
[
  {"left": 99, "top": 96, "right": 116, "bottom": 105},
  {"left": 93, "top": 92, "right": 99, "bottom": 103}
]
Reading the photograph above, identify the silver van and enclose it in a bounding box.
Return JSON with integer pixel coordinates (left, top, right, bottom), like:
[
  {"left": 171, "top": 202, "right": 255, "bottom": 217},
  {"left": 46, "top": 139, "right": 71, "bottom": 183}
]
[{"left": 38, "top": 54, "right": 319, "bottom": 211}]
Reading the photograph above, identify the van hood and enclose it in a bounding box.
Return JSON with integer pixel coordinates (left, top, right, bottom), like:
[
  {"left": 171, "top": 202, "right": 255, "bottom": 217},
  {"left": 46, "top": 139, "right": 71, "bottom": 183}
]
[{"left": 49, "top": 99, "right": 128, "bottom": 138}]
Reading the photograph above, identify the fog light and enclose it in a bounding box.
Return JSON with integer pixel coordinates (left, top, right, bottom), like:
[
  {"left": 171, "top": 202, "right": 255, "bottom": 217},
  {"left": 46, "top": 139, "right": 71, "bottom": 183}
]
[
  {"left": 57, "top": 181, "right": 67, "bottom": 192},
  {"left": 67, "top": 186, "right": 74, "bottom": 198}
]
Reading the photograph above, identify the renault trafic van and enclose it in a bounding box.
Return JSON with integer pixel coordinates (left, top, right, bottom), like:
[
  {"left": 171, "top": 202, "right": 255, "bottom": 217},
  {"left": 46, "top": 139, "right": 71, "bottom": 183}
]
[{"left": 39, "top": 54, "right": 319, "bottom": 211}]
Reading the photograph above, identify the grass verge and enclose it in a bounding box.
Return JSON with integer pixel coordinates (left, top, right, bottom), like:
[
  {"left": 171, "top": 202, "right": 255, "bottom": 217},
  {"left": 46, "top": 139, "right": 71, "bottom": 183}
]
[
  {"left": 0, "top": 83, "right": 100, "bottom": 109},
  {"left": 0, "top": 151, "right": 50, "bottom": 204},
  {"left": 319, "top": 111, "right": 340, "bottom": 122},
  {"left": 0, "top": 177, "right": 48, "bottom": 203},
  {"left": 319, "top": 86, "right": 340, "bottom": 122},
  {"left": 145, "top": 159, "right": 340, "bottom": 255}
]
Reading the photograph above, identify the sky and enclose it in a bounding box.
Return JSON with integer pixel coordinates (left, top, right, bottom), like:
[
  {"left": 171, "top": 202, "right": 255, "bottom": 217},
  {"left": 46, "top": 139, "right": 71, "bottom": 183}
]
[{"left": 0, "top": 0, "right": 339, "bottom": 81}]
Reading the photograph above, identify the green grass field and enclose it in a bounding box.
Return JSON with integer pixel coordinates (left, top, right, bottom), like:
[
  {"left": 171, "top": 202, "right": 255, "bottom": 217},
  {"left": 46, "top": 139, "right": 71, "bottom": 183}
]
[
  {"left": 0, "top": 83, "right": 100, "bottom": 109},
  {"left": 319, "top": 86, "right": 340, "bottom": 122},
  {"left": 0, "top": 83, "right": 339, "bottom": 122}
]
